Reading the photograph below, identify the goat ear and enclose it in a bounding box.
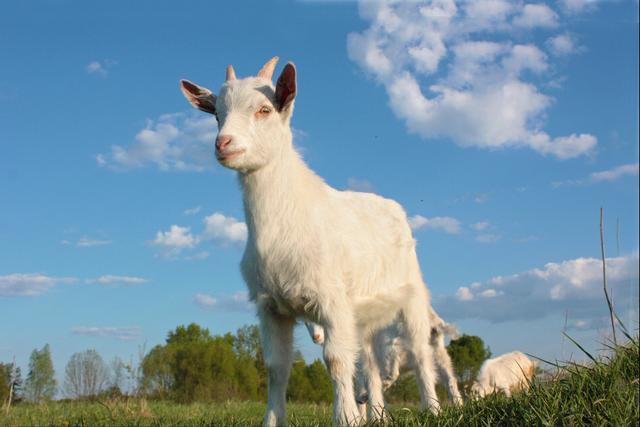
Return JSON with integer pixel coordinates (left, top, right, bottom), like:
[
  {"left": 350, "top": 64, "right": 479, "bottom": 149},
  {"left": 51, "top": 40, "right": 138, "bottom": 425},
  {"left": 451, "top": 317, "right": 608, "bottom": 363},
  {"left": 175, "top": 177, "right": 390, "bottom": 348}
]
[
  {"left": 179, "top": 80, "right": 217, "bottom": 115},
  {"left": 275, "top": 63, "right": 296, "bottom": 113}
]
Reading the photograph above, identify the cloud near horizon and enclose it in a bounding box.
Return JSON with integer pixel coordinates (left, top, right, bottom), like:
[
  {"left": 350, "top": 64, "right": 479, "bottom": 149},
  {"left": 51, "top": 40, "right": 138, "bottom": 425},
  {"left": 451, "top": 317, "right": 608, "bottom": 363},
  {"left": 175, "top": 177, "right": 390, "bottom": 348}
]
[
  {"left": 347, "top": 0, "right": 597, "bottom": 159},
  {"left": 85, "top": 275, "right": 148, "bottom": 285},
  {"left": 72, "top": 326, "right": 142, "bottom": 341},
  {"left": 435, "top": 253, "right": 639, "bottom": 328},
  {"left": 194, "top": 291, "right": 253, "bottom": 312},
  {"left": 553, "top": 163, "right": 639, "bottom": 187},
  {"left": 1, "top": 273, "right": 149, "bottom": 297},
  {"left": 0, "top": 273, "right": 78, "bottom": 297}
]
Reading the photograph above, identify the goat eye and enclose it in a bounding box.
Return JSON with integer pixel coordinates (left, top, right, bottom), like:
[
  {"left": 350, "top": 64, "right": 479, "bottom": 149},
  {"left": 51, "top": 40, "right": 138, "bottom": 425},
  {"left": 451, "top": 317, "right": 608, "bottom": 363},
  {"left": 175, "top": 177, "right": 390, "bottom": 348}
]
[{"left": 258, "top": 106, "right": 271, "bottom": 114}]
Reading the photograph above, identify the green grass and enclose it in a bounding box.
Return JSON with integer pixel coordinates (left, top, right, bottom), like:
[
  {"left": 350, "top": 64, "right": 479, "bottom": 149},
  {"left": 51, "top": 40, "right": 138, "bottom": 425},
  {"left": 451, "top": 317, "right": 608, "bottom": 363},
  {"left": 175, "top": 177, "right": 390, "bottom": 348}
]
[
  {"left": 2, "top": 338, "right": 637, "bottom": 427},
  {"left": 0, "top": 400, "right": 333, "bottom": 427}
]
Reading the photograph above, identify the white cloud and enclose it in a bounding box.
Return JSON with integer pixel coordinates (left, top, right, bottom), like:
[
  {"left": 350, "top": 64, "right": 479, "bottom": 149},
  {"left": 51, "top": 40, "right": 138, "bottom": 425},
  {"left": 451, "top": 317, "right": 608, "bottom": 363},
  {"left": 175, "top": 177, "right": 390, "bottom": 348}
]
[
  {"left": 561, "top": 0, "right": 599, "bottom": 14},
  {"left": 184, "top": 206, "right": 202, "bottom": 215},
  {"left": 479, "top": 288, "right": 501, "bottom": 298},
  {"left": 61, "top": 236, "right": 112, "bottom": 247},
  {"left": 474, "top": 194, "right": 489, "bottom": 204},
  {"left": 72, "top": 326, "right": 141, "bottom": 341},
  {"left": 86, "top": 61, "right": 106, "bottom": 76},
  {"left": 470, "top": 221, "right": 500, "bottom": 243},
  {"left": 461, "top": 0, "right": 514, "bottom": 32},
  {"left": 202, "top": 213, "right": 248, "bottom": 244},
  {"left": 409, "top": 215, "right": 461, "bottom": 234},
  {"left": 85, "top": 275, "right": 148, "bottom": 285},
  {"left": 527, "top": 132, "right": 596, "bottom": 160},
  {"left": 98, "top": 113, "right": 217, "bottom": 172},
  {"left": 553, "top": 163, "right": 639, "bottom": 187},
  {"left": 77, "top": 237, "right": 112, "bottom": 247},
  {"left": 471, "top": 221, "right": 490, "bottom": 231},
  {"left": 512, "top": 3, "right": 558, "bottom": 28},
  {"left": 194, "top": 293, "right": 217, "bottom": 310},
  {"left": 86, "top": 60, "right": 116, "bottom": 77},
  {"left": 439, "top": 253, "right": 639, "bottom": 325},
  {"left": 547, "top": 33, "right": 579, "bottom": 56},
  {"left": 346, "top": 178, "right": 374, "bottom": 192},
  {"left": 0, "top": 273, "right": 77, "bottom": 297},
  {"left": 589, "top": 163, "right": 639, "bottom": 183},
  {"left": 347, "top": 0, "right": 597, "bottom": 159},
  {"left": 151, "top": 211, "right": 247, "bottom": 259},
  {"left": 152, "top": 225, "right": 198, "bottom": 257},
  {"left": 194, "top": 291, "right": 253, "bottom": 312},
  {"left": 456, "top": 286, "right": 474, "bottom": 301}
]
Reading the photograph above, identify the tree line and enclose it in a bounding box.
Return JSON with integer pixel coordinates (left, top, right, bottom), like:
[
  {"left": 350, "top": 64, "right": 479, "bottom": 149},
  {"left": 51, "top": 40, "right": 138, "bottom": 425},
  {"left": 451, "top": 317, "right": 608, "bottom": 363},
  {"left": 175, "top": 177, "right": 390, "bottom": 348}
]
[{"left": 2, "top": 323, "right": 491, "bottom": 407}]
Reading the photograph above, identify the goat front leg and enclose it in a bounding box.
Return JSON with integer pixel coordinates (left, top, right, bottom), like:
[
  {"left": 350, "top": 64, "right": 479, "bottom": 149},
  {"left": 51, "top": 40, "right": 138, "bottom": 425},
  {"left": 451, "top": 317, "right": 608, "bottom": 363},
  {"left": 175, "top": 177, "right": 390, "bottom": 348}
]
[
  {"left": 259, "top": 305, "right": 295, "bottom": 427},
  {"left": 322, "top": 306, "right": 363, "bottom": 426}
]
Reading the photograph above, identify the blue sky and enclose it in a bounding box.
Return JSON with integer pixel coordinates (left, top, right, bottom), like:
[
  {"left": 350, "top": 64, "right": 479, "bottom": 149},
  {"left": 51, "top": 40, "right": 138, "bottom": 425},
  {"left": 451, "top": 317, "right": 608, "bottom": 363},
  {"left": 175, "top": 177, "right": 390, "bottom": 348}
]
[{"left": 1, "top": 0, "right": 638, "bottom": 388}]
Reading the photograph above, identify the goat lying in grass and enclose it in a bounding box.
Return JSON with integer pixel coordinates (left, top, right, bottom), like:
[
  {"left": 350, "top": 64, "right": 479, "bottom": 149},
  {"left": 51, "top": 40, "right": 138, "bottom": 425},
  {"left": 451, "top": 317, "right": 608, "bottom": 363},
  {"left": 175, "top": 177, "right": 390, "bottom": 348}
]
[
  {"left": 471, "top": 351, "right": 537, "bottom": 397},
  {"left": 180, "top": 57, "right": 440, "bottom": 426},
  {"left": 306, "top": 307, "right": 463, "bottom": 419}
]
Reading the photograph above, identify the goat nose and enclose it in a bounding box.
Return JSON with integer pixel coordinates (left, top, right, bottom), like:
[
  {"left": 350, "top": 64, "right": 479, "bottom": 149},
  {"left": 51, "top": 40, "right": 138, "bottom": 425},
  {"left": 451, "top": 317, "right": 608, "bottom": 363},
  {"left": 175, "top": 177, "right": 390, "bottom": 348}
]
[{"left": 216, "top": 135, "right": 233, "bottom": 151}]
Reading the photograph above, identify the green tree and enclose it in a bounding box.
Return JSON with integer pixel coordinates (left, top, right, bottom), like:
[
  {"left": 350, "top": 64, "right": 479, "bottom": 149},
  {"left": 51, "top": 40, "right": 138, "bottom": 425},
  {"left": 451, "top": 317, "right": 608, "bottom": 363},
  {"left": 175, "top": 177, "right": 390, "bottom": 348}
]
[
  {"left": 305, "top": 359, "right": 333, "bottom": 403},
  {"left": 447, "top": 334, "right": 491, "bottom": 396},
  {"left": 141, "top": 345, "right": 175, "bottom": 399},
  {"left": 108, "top": 357, "right": 127, "bottom": 396},
  {"left": 287, "top": 352, "right": 312, "bottom": 401},
  {"left": 63, "top": 349, "right": 110, "bottom": 398},
  {"left": 1, "top": 362, "right": 22, "bottom": 406},
  {"left": 231, "top": 324, "right": 266, "bottom": 398},
  {"left": 141, "top": 323, "right": 260, "bottom": 402},
  {"left": 286, "top": 353, "right": 332, "bottom": 403},
  {"left": 24, "top": 344, "right": 57, "bottom": 403},
  {"left": 232, "top": 325, "right": 262, "bottom": 359},
  {"left": 167, "top": 323, "right": 213, "bottom": 345}
]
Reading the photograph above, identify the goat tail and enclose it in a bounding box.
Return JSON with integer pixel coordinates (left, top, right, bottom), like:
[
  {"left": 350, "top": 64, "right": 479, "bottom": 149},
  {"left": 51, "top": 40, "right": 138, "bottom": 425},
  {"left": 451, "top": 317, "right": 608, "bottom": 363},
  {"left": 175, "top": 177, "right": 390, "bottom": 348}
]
[
  {"left": 438, "top": 322, "right": 461, "bottom": 340},
  {"left": 429, "top": 306, "right": 460, "bottom": 339}
]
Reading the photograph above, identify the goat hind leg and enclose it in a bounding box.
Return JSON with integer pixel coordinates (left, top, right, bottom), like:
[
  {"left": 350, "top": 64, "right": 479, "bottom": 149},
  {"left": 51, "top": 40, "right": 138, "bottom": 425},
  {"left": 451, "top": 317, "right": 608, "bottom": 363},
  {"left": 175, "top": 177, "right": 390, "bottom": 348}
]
[
  {"left": 434, "top": 334, "right": 463, "bottom": 405},
  {"left": 361, "top": 337, "right": 388, "bottom": 422},
  {"left": 401, "top": 298, "right": 441, "bottom": 413}
]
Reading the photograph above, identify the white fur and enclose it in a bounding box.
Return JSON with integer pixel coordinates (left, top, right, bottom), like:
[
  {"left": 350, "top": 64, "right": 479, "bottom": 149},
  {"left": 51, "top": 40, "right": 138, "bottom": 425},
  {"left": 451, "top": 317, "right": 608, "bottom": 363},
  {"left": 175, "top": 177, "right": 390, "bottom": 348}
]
[
  {"left": 305, "top": 321, "right": 325, "bottom": 345},
  {"left": 376, "top": 308, "right": 463, "bottom": 406},
  {"left": 181, "top": 58, "right": 440, "bottom": 426},
  {"left": 471, "top": 351, "right": 536, "bottom": 397},
  {"left": 306, "top": 306, "right": 463, "bottom": 416}
]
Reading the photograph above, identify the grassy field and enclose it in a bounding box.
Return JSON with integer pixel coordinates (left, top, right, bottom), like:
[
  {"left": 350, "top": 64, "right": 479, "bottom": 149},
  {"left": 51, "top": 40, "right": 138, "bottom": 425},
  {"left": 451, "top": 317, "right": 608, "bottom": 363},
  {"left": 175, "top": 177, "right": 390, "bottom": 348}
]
[{"left": 2, "top": 337, "right": 637, "bottom": 427}]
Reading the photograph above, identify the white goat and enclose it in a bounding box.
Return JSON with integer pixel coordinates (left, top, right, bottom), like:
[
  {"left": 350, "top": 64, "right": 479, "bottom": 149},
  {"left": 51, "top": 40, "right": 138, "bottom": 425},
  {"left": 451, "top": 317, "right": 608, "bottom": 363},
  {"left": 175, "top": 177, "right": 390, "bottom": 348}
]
[
  {"left": 180, "top": 57, "right": 440, "bottom": 426},
  {"left": 305, "top": 306, "right": 463, "bottom": 412},
  {"left": 471, "top": 351, "right": 536, "bottom": 398}
]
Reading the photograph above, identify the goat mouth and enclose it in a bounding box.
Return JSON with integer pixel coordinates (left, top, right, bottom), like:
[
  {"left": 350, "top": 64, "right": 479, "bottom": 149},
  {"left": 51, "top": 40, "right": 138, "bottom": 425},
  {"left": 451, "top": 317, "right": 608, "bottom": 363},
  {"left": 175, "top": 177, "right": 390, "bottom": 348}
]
[{"left": 216, "top": 149, "right": 246, "bottom": 161}]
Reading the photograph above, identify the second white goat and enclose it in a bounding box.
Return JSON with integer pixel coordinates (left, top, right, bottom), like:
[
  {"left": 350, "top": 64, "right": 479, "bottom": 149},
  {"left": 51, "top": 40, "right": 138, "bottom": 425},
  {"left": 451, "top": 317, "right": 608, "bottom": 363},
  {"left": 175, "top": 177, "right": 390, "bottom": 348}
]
[{"left": 305, "top": 306, "right": 463, "bottom": 414}]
